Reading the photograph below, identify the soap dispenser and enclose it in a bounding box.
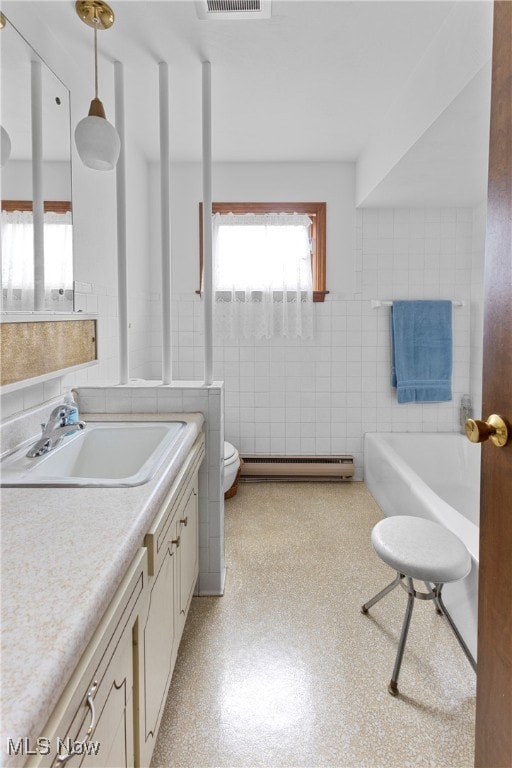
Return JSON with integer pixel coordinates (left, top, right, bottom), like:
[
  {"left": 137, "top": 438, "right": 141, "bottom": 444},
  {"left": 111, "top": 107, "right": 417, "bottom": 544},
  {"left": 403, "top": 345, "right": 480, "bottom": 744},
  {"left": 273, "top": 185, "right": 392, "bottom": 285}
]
[{"left": 63, "top": 390, "right": 79, "bottom": 426}]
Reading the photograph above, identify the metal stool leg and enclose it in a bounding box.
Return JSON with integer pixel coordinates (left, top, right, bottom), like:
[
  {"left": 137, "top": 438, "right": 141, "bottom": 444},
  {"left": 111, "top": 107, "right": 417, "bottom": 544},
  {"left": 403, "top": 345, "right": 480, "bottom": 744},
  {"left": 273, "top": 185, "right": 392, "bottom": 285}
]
[
  {"left": 424, "top": 581, "right": 443, "bottom": 614},
  {"left": 361, "top": 572, "right": 401, "bottom": 614},
  {"left": 434, "top": 585, "right": 477, "bottom": 672},
  {"left": 388, "top": 576, "right": 415, "bottom": 696}
]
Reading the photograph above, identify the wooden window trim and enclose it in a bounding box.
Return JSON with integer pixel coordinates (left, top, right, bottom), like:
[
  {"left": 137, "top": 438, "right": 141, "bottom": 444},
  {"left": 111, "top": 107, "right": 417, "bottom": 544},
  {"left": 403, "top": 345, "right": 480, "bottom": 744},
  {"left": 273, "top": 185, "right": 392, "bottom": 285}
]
[
  {"left": 1, "top": 200, "right": 72, "bottom": 214},
  {"left": 198, "top": 202, "right": 328, "bottom": 302}
]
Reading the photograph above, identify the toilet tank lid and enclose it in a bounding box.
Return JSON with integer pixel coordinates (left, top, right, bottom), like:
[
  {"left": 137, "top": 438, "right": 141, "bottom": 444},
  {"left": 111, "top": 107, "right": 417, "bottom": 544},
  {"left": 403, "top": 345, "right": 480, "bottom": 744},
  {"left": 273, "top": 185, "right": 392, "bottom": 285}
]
[{"left": 224, "top": 441, "right": 237, "bottom": 460}]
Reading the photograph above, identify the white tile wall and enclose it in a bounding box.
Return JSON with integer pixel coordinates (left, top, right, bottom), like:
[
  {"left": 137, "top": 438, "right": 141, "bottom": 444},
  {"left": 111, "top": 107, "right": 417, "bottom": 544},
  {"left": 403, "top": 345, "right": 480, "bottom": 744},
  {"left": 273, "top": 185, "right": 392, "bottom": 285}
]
[
  {"left": 129, "top": 290, "right": 162, "bottom": 380},
  {"left": 73, "top": 281, "right": 120, "bottom": 386},
  {"left": 1, "top": 206, "right": 485, "bottom": 487},
  {"left": 357, "top": 208, "right": 474, "bottom": 440},
  {"left": 0, "top": 394, "right": 66, "bottom": 457},
  {"left": 169, "top": 207, "right": 478, "bottom": 480}
]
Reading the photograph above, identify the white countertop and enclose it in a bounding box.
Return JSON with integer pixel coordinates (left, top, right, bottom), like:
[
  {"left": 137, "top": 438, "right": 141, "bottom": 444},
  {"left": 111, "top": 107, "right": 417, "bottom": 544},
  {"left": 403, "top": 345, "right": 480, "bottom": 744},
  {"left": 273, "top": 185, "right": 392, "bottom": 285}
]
[{"left": 0, "top": 413, "right": 204, "bottom": 767}]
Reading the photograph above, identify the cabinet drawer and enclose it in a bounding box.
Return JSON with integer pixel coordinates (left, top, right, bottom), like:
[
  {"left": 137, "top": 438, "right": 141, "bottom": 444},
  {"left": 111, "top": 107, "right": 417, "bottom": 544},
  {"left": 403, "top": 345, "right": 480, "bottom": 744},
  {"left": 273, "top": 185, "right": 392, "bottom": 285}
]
[
  {"left": 26, "top": 549, "right": 148, "bottom": 768},
  {"left": 145, "top": 433, "right": 205, "bottom": 577}
]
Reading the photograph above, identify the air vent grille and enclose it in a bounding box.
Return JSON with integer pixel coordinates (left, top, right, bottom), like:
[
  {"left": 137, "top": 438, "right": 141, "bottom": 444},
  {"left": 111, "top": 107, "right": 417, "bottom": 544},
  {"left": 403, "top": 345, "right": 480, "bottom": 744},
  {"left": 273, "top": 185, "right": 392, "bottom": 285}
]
[
  {"left": 207, "top": 0, "right": 261, "bottom": 11},
  {"left": 196, "top": 0, "right": 271, "bottom": 20}
]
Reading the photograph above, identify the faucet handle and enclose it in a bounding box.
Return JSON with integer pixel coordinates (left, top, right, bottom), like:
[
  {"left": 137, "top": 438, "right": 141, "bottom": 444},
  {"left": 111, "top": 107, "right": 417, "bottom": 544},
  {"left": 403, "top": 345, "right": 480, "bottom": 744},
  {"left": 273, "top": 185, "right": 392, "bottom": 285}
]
[
  {"left": 43, "top": 403, "right": 77, "bottom": 431},
  {"left": 47, "top": 404, "right": 66, "bottom": 424},
  {"left": 40, "top": 423, "right": 46, "bottom": 434}
]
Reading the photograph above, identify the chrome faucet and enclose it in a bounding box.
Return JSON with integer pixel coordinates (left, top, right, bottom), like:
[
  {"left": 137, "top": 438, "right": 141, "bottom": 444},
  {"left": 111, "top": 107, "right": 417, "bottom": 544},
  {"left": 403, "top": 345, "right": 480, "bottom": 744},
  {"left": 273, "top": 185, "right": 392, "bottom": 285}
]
[{"left": 26, "top": 404, "right": 86, "bottom": 458}]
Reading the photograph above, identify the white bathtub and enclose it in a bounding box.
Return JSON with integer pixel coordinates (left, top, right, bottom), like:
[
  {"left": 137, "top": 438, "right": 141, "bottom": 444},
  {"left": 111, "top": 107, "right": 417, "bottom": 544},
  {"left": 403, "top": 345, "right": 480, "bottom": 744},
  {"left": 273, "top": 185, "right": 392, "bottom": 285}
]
[{"left": 364, "top": 432, "right": 480, "bottom": 661}]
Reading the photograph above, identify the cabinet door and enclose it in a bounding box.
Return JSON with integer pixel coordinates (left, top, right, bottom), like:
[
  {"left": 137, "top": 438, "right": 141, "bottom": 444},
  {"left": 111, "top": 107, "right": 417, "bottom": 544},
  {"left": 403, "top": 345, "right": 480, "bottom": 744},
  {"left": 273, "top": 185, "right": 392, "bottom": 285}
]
[
  {"left": 140, "top": 539, "right": 177, "bottom": 767},
  {"left": 28, "top": 550, "right": 148, "bottom": 768},
  {"left": 178, "top": 484, "right": 199, "bottom": 623},
  {"left": 69, "top": 625, "right": 134, "bottom": 768}
]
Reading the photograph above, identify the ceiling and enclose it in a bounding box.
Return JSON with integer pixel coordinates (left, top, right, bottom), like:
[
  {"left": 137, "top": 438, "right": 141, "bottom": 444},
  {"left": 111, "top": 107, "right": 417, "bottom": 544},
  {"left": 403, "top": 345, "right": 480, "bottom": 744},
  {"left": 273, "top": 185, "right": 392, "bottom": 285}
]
[
  {"left": 2, "top": 0, "right": 492, "bottom": 205},
  {"left": 361, "top": 62, "right": 492, "bottom": 207}
]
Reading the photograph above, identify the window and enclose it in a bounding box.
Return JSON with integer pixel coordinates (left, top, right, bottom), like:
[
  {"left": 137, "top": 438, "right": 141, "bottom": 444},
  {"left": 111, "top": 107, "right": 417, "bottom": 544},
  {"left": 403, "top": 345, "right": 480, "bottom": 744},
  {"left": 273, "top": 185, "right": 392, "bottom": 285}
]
[
  {"left": 1, "top": 200, "right": 73, "bottom": 310},
  {"left": 199, "top": 202, "right": 327, "bottom": 302}
]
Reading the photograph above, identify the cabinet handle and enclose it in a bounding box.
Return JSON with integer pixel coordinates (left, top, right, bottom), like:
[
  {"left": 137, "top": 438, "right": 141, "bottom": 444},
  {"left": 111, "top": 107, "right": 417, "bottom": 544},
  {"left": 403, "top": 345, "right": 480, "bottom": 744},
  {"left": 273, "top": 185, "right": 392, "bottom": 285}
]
[
  {"left": 180, "top": 516, "right": 188, "bottom": 527},
  {"left": 56, "top": 680, "right": 98, "bottom": 765},
  {"left": 171, "top": 535, "right": 181, "bottom": 549}
]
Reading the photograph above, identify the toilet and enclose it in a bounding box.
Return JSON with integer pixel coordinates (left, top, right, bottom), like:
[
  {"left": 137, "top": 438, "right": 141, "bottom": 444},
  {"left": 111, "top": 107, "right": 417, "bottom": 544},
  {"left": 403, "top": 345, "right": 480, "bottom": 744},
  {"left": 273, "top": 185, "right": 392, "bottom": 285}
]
[{"left": 223, "top": 441, "right": 241, "bottom": 497}]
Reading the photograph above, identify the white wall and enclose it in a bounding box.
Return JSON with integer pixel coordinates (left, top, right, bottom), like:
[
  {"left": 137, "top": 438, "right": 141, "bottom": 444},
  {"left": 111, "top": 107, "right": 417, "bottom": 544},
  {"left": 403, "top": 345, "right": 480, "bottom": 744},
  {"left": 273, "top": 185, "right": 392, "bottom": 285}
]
[
  {"left": 126, "top": 144, "right": 157, "bottom": 379},
  {"left": 0, "top": 4, "right": 156, "bottom": 418},
  {"left": 2, "top": 160, "right": 71, "bottom": 200},
  {"left": 356, "top": 207, "right": 474, "bottom": 438},
  {"left": 145, "top": 161, "right": 482, "bottom": 478},
  {"left": 1, "top": 15, "right": 488, "bottom": 478},
  {"left": 356, "top": 2, "right": 493, "bottom": 205},
  {"left": 470, "top": 199, "right": 487, "bottom": 418},
  {"left": 167, "top": 162, "right": 356, "bottom": 296}
]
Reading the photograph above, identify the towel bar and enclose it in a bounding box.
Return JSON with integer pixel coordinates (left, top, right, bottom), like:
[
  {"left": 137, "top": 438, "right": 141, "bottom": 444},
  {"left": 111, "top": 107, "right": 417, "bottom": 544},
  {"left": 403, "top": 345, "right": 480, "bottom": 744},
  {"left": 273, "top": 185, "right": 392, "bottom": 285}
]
[{"left": 371, "top": 299, "right": 464, "bottom": 309}]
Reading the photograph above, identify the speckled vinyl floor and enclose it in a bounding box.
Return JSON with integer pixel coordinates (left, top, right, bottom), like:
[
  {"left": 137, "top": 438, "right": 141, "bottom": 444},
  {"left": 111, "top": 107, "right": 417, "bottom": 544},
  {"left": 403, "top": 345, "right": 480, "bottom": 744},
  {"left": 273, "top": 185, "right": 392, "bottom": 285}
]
[{"left": 151, "top": 482, "right": 476, "bottom": 768}]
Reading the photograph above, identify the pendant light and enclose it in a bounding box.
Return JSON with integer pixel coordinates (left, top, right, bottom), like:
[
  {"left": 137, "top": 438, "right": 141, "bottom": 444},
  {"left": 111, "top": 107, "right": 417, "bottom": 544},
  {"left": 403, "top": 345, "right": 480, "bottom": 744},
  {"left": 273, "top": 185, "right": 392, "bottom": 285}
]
[
  {"left": 0, "top": 124, "right": 11, "bottom": 167},
  {"left": 74, "top": 0, "right": 120, "bottom": 171}
]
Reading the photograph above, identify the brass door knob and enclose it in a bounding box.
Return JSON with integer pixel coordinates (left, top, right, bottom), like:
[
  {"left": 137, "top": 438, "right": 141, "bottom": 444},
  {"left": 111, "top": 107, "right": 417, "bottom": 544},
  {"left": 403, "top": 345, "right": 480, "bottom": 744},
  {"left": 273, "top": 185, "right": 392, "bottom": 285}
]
[{"left": 465, "top": 415, "right": 509, "bottom": 447}]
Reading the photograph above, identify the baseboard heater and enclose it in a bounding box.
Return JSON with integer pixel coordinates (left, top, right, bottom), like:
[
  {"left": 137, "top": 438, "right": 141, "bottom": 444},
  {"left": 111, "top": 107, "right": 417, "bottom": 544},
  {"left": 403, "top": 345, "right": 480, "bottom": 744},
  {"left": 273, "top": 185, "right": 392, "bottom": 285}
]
[{"left": 240, "top": 455, "right": 354, "bottom": 482}]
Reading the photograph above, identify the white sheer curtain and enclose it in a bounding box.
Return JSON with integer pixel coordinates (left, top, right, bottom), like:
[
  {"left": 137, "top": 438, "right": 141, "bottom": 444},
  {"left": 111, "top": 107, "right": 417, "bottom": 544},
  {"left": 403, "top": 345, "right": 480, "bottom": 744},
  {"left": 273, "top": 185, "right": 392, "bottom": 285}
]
[
  {"left": 212, "top": 212, "right": 314, "bottom": 339},
  {"left": 1, "top": 209, "right": 73, "bottom": 310},
  {"left": 43, "top": 210, "right": 73, "bottom": 305},
  {"left": 1, "top": 210, "right": 35, "bottom": 310}
]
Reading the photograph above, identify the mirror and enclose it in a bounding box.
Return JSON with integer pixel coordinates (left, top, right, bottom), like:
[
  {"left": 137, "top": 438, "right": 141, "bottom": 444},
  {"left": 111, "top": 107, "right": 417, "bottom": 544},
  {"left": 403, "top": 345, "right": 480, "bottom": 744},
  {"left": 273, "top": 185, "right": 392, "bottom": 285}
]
[{"left": 1, "top": 13, "right": 74, "bottom": 312}]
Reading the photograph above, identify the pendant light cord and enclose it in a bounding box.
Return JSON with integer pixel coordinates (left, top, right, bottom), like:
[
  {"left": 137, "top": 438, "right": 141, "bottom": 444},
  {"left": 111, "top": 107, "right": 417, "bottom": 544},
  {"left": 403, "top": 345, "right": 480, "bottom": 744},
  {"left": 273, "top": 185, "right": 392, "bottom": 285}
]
[
  {"left": 94, "top": 27, "right": 99, "bottom": 100},
  {"left": 86, "top": 13, "right": 107, "bottom": 120}
]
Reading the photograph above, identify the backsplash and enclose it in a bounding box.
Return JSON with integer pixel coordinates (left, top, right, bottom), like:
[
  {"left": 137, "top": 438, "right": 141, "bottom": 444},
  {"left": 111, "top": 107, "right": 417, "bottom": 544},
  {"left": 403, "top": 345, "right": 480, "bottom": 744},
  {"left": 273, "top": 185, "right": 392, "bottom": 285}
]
[{"left": 0, "top": 395, "right": 65, "bottom": 458}]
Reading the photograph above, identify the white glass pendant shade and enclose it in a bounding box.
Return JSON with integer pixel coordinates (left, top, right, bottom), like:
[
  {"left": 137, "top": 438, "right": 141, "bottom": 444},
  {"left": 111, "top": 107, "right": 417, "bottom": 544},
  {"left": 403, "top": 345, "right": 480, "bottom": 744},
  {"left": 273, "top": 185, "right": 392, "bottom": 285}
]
[
  {"left": 74, "top": 3, "right": 119, "bottom": 171},
  {"left": 1, "top": 124, "right": 12, "bottom": 166},
  {"left": 75, "top": 113, "right": 120, "bottom": 171}
]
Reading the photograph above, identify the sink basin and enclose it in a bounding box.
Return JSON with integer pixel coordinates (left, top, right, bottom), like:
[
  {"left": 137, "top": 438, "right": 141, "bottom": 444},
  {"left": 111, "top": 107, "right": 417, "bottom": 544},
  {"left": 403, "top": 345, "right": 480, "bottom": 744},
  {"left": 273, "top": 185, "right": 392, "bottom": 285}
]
[{"left": 0, "top": 421, "right": 187, "bottom": 487}]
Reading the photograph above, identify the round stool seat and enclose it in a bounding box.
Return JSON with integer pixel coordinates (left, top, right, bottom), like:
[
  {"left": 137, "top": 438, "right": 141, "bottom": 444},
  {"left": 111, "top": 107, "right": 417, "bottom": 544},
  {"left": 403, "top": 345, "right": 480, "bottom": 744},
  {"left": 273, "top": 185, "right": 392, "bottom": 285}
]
[{"left": 371, "top": 516, "right": 471, "bottom": 584}]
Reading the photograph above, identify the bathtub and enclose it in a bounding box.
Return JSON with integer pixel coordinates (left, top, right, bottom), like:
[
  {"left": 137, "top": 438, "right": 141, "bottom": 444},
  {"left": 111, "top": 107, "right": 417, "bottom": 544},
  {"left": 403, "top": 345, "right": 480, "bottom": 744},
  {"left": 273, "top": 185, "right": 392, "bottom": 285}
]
[{"left": 364, "top": 432, "right": 480, "bottom": 661}]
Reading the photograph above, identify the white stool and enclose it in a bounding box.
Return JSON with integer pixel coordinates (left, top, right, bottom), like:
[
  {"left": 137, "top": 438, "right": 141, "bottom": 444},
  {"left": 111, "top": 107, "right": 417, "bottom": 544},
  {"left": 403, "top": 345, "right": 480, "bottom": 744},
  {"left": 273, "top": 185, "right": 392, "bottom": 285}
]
[{"left": 361, "top": 515, "right": 474, "bottom": 696}]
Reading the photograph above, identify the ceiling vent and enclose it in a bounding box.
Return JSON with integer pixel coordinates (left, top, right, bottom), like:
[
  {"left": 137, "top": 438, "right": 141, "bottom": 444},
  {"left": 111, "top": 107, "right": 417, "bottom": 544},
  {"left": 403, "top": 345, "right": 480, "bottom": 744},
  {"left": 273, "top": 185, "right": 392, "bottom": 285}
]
[{"left": 195, "top": 0, "right": 271, "bottom": 20}]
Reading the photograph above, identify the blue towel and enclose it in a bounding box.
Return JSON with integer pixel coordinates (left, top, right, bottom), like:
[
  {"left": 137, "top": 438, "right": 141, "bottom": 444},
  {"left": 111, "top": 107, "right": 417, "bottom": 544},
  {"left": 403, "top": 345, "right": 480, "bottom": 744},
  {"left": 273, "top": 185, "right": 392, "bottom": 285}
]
[{"left": 390, "top": 300, "right": 452, "bottom": 403}]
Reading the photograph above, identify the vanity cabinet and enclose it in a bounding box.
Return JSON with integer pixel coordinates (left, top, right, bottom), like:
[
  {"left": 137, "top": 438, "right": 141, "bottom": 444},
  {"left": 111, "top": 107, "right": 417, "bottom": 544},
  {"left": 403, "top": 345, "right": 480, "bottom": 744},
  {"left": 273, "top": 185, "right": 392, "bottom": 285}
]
[
  {"left": 139, "top": 432, "right": 204, "bottom": 767},
  {"left": 24, "top": 431, "right": 205, "bottom": 768},
  {"left": 177, "top": 482, "right": 199, "bottom": 626},
  {"left": 26, "top": 548, "right": 148, "bottom": 768}
]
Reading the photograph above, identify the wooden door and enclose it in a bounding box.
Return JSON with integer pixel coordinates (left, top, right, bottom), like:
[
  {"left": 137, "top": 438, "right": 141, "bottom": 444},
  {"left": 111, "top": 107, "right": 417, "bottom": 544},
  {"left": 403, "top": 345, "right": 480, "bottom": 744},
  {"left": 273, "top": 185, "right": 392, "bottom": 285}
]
[{"left": 474, "top": 2, "right": 512, "bottom": 766}]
